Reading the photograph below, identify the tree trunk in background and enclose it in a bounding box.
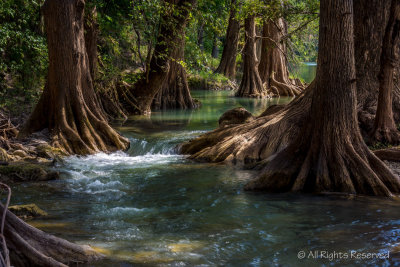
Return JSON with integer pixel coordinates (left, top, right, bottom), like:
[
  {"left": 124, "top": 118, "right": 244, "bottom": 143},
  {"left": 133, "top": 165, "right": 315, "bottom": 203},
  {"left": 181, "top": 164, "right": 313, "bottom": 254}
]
[
  {"left": 84, "top": 5, "right": 98, "bottom": 81},
  {"left": 215, "top": 0, "right": 239, "bottom": 79},
  {"left": 211, "top": 34, "right": 219, "bottom": 58},
  {"left": 235, "top": 16, "right": 266, "bottom": 98},
  {"left": 20, "top": 0, "right": 129, "bottom": 155},
  {"left": 197, "top": 22, "right": 204, "bottom": 50},
  {"left": 244, "top": 0, "right": 400, "bottom": 196},
  {"left": 152, "top": 32, "right": 198, "bottom": 110},
  {"left": 258, "top": 18, "right": 302, "bottom": 97},
  {"left": 119, "top": 0, "right": 197, "bottom": 115},
  {"left": 85, "top": 4, "right": 128, "bottom": 120},
  {"left": 354, "top": 0, "right": 392, "bottom": 134},
  {"left": 370, "top": 0, "right": 400, "bottom": 144}
]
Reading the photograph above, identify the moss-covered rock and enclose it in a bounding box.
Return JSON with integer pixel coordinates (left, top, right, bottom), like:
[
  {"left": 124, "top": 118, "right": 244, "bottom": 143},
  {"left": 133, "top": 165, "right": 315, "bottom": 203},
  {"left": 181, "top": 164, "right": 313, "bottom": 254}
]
[
  {"left": 0, "top": 162, "right": 59, "bottom": 182},
  {"left": 218, "top": 107, "right": 254, "bottom": 127},
  {"left": 9, "top": 204, "right": 48, "bottom": 219},
  {"left": 36, "top": 143, "right": 67, "bottom": 159}
]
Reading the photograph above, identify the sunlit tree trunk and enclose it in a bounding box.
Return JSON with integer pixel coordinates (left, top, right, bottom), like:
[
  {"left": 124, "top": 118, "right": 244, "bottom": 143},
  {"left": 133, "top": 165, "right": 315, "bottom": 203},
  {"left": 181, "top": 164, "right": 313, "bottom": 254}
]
[
  {"left": 119, "top": 0, "right": 197, "bottom": 115},
  {"left": 258, "top": 18, "right": 302, "bottom": 97},
  {"left": 152, "top": 30, "right": 198, "bottom": 110},
  {"left": 21, "top": 0, "right": 129, "bottom": 155},
  {"left": 235, "top": 16, "right": 266, "bottom": 98}
]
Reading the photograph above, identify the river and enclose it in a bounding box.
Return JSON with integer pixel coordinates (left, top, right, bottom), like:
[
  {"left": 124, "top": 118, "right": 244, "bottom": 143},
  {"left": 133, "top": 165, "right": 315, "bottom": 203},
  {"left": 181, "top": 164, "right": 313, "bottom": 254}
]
[{"left": 9, "top": 66, "right": 400, "bottom": 266}]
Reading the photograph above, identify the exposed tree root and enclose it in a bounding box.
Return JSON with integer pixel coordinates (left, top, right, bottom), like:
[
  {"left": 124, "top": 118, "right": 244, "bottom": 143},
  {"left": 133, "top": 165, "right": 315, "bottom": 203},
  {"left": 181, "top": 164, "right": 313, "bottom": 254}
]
[
  {"left": 152, "top": 32, "right": 198, "bottom": 110},
  {"left": 374, "top": 147, "right": 400, "bottom": 162},
  {"left": 20, "top": 0, "right": 129, "bottom": 155},
  {"left": 235, "top": 16, "right": 267, "bottom": 98},
  {"left": 182, "top": 0, "right": 400, "bottom": 197},
  {"left": 181, "top": 84, "right": 313, "bottom": 164},
  {"left": 2, "top": 206, "right": 101, "bottom": 266},
  {"left": 23, "top": 87, "right": 129, "bottom": 156},
  {"left": 369, "top": 127, "right": 400, "bottom": 145},
  {"left": 269, "top": 72, "right": 303, "bottom": 97},
  {"left": 243, "top": 128, "right": 400, "bottom": 197}
]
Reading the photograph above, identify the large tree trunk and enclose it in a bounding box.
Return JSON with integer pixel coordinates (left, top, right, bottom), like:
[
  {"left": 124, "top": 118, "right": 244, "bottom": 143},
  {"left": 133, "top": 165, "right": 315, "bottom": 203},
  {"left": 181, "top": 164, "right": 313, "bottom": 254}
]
[
  {"left": 244, "top": 0, "right": 400, "bottom": 196},
  {"left": 119, "top": 0, "right": 196, "bottom": 115},
  {"left": 235, "top": 16, "right": 266, "bottom": 98},
  {"left": 152, "top": 32, "right": 198, "bottom": 110},
  {"left": 2, "top": 204, "right": 101, "bottom": 266},
  {"left": 214, "top": 0, "right": 240, "bottom": 79},
  {"left": 180, "top": 0, "right": 396, "bottom": 165},
  {"left": 370, "top": 0, "right": 400, "bottom": 144},
  {"left": 258, "top": 18, "right": 303, "bottom": 97},
  {"left": 20, "top": 0, "right": 129, "bottom": 155},
  {"left": 84, "top": 5, "right": 98, "bottom": 81},
  {"left": 182, "top": 0, "right": 400, "bottom": 196}
]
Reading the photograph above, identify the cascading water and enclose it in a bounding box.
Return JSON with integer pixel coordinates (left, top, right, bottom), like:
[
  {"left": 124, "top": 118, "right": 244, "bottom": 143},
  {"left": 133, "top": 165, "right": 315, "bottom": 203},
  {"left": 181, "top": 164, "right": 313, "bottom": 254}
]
[{"left": 9, "top": 90, "right": 400, "bottom": 266}]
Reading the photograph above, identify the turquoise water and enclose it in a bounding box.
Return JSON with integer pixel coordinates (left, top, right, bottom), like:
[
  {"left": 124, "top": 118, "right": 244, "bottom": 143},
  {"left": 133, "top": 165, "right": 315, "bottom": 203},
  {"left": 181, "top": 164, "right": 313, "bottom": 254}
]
[
  {"left": 8, "top": 89, "right": 400, "bottom": 266},
  {"left": 293, "top": 62, "right": 317, "bottom": 84}
]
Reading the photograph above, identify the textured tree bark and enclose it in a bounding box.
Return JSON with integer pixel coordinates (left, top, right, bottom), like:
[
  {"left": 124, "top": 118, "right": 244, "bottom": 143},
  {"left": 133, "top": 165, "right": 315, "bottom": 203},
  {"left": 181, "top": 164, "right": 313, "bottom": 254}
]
[
  {"left": 258, "top": 18, "right": 303, "bottom": 97},
  {"left": 120, "top": 0, "right": 197, "bottom": 115},
  {"left": 354, "top": 0, "right": 395, "bottom": 135},
  {"left": 244, "top": 0, "right": 400, "bottom": 196},
  {"left": 182, "top": 0, "right": 400, "bottom": 196},
  {"left": 214, "top": 0, "right": 240, "bottom": 79},
  {"left": 235, "top": 16, "right": 266, "bottom": 98},
  {"left": 152, "top": 31, "right": 198, "bottom": 110},
  {"left": 370, "top": 0, "right": 400, "bottom": 144},
  {"left": 20, "top": 0, "right": 129, "bottom": 155},
  {"left": 180, "top": 0, "right": 397, "bottom": 164},
  {"left": 4, "top": 205, "right": 101, "bottom": 266},
  {"left": 84, "top": 5, "right": 98, "bottom": 81}
]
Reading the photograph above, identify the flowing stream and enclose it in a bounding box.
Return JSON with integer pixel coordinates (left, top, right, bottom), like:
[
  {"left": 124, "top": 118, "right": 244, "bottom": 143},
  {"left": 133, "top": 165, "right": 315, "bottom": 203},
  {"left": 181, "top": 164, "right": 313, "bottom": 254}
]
[{"left": 9, "top": 74, "right": 400, "bottom": 266}]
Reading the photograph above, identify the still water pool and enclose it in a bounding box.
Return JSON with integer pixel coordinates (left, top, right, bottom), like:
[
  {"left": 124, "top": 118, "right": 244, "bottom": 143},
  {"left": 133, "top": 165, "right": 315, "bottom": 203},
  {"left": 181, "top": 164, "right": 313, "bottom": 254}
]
[{"left": 10, "top": 90, "right": 400, "bottom": 266}]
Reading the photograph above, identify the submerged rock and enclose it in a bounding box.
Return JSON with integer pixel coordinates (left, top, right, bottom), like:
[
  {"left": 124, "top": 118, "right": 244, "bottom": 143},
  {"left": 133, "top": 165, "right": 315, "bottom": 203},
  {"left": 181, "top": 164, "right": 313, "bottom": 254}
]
[
  {"left": 218, "top": 107, "right": 254, "bottom": 127},
  {"left": 9, "top": 204, "right": 48, "bottom": 220}
]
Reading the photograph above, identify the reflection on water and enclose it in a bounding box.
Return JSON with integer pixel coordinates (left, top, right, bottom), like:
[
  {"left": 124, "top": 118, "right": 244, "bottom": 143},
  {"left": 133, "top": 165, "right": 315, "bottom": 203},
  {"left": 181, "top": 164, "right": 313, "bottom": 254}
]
[
  {"left": 9, "top": 89, "right": 400, "bottom": 266},
  {"left": 293, "top": 62, "right": 317, "bottom": 84}
]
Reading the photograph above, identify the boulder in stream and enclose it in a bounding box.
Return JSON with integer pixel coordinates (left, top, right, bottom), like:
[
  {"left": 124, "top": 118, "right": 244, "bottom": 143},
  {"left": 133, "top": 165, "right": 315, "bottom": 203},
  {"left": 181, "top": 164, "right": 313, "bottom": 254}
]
[{"left": 218, "top": 107, "right": 254, "bottom": 127}]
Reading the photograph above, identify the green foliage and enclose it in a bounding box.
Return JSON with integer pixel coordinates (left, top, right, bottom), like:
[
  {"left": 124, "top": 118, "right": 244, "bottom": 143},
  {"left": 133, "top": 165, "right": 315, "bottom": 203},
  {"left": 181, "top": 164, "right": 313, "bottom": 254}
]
[
  {"left": 185, "top": 35, "right": 219, "bottom": 72},
  {"left": 0, "top": 0, "right": 47, "bottom": 113},
  {"left": 0, "top": 0, "right": 320, "bottom": 115},
  {"left": 285, "top": 0, "right": 319, "bottom": 64}
]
